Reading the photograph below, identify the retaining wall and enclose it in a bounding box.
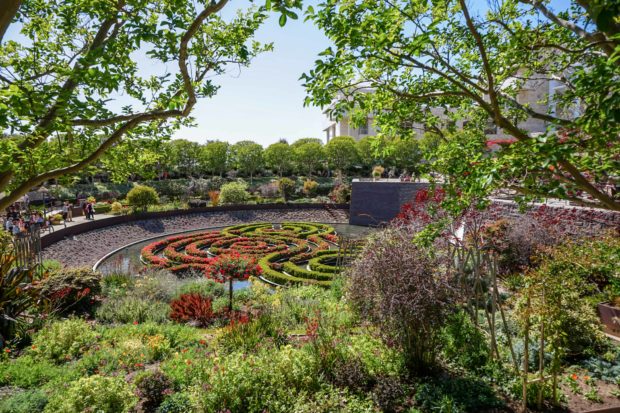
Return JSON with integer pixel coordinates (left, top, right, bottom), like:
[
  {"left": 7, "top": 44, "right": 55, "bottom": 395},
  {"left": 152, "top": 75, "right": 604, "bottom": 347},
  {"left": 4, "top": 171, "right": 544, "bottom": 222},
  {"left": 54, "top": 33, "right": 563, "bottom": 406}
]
[
  {"left": 349, "top": 180, "right": 429, "bottom": 226},
  {"left": 41, "top": 203, "right": 348, "bottom": 249}
]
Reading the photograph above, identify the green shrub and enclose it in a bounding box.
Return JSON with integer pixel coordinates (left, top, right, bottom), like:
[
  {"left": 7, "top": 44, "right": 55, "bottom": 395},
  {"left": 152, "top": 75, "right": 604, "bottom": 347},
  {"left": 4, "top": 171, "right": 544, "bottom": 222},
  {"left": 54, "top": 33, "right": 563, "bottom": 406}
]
[
  {"left": 0, "top": 389, "right": 48, "bottom": 413},
  {"left": 277, "top": 177, "right": 296, "bottom": 201},
  {"left": 102, "top": 273, "right": 134, "bottom": 298},
  {"left": 127, "top": 185, "right": 159, "bottom": 212},
  {"left": 93, "top": 202, "right": 112, "bottom": 213},
  {"left": 41, "top": 259, "right": 62, "bottom": 272},
  {"left": 31, "top": 318, "right": 97, "bottom": 363},
  {"left": 220, "top": 181, "right": 250, "bottom": 204},
  {"left": 96, "top": 296, "right": 170, "bottom": 324},
  {"left": 292, "top": 387, "right": 376, "bottom": 413},
  {"left": 441, "top": 311, "right": 489, "bottom": 371},
  {"left": 110, "top": 201, "right": 123, "bottom": 214},
  {"left": 0, "top": 355, "right": 76, "bottom": 388},
  {"left": 157, "top": 392, "right": 193, "bottom": 413},
  {"left": 302, "top": 179, "right": 319, "bottom": 196},
  {"left": 188, "top": 346, "right": 321, "bottom": 412},
  {"left": 176, "top": 278, "right": 226, "bottom": 298},
  {"left": 44, "top": 375, "right": 137, "bottom": 413}
]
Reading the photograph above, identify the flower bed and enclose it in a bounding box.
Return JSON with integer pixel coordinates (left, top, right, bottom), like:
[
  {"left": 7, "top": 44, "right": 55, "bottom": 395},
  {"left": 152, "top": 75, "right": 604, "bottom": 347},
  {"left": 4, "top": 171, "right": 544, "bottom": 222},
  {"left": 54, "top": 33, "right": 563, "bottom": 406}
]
[{"left": 140, "top": 222, "right": 345, "bottom": 286}]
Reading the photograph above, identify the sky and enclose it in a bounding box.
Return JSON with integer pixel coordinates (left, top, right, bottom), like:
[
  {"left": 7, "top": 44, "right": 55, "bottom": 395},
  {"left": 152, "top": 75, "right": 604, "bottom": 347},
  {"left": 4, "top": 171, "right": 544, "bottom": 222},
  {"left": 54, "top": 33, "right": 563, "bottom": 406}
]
[{"left": 174, "top": 2, "right": 332, "bottom": 146}]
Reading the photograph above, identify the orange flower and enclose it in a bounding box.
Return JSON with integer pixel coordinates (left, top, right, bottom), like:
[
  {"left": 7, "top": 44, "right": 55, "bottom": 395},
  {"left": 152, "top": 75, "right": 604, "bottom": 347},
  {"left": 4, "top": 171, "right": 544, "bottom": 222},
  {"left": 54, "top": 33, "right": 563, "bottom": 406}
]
[
  {"left": 584, "top": 375, "right": 590, "bottom": 381},
  {"left": 570, "top": 373, "right": 578, "bottom": 380}
]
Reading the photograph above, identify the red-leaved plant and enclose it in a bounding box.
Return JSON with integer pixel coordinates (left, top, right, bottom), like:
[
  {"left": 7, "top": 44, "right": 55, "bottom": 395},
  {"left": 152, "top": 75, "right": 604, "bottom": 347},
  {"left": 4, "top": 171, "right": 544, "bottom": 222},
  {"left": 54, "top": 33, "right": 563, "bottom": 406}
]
[
  {"left": 209, "top": 252, "right": 262, "bottom": 311},
  {"left": 169, "top": 293, "right": 215, "bottom": 327}
]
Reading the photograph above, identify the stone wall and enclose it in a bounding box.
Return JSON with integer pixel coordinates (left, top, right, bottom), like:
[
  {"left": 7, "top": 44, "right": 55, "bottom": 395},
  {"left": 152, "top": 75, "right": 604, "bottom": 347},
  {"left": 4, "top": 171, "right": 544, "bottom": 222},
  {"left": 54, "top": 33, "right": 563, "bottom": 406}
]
[
  {"left": 349, "top": 180, "right": 429, "bottom": 226},
  {"left": 488, "top": 199, "right": 620, "bottom": 237},
  {"left": 348, "top": 181, "right": 620, "bottom": 236}
]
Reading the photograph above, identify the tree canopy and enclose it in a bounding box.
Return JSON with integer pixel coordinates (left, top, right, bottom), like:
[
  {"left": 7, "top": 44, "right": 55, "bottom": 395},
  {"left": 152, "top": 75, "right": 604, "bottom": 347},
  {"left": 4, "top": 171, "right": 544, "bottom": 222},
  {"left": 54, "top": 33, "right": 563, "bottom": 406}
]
[
  {"left": 303, "top": 0, "right": 620, "bottom": 210},
  {"left": 325, "top": 135, "right": 359, "bottom": 175},
  {"left": 201, "top": 141, "right": 230, "bottom": 177},
  {"left": 0, "top": 0, "right": 301, "bottom": 209},
  {"left": 232, "top": 140, "right": 264, "bottom": 182},
  {"left": 264, "top": 141, "right": 293, "bottom": 177}
]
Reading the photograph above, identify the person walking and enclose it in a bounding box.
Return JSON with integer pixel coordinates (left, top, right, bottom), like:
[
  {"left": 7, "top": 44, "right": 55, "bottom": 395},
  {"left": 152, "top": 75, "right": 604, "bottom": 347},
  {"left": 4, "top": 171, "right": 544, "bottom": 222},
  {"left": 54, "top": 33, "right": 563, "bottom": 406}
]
[
  {"left": 66, "top": 201, "right": 73, "bottom": 222},
  {"left": 62, "top": 202, "right": 69, "bottom": 222},
  {"left": 87, "top": 202, "right": 95, "bottom": 220}
]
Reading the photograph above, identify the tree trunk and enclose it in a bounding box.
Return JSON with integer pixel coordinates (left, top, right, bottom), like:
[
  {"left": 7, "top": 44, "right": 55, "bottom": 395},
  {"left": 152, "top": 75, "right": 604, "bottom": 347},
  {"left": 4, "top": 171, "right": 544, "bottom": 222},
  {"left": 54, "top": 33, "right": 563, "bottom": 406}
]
[{"left": 0, "top": 0, "right": 20, "bottom": 43}]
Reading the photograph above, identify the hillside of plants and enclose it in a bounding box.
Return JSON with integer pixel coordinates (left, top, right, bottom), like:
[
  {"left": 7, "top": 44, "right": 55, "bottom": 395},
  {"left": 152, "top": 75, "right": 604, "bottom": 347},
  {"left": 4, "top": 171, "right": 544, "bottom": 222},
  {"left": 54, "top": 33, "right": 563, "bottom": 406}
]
[{"left": 1, "top": 193, "right": 619, "bottom": 412}]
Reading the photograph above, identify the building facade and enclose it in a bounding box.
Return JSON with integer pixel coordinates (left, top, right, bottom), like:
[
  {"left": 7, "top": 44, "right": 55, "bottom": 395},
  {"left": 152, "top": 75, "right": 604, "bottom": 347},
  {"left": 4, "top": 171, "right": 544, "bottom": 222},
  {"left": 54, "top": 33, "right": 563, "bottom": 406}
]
[{"left": 322, "top": 75, "right": 571, "bottom": 144}]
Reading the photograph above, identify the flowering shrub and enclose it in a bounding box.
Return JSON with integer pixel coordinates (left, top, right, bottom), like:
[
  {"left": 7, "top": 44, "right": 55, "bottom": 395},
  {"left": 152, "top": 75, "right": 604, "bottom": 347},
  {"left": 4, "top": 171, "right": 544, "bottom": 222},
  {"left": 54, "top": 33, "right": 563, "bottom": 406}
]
[
  {"left": 303, "top": 179, "right": 319, "bottom": 196},
  {"left": 210, "top": 252, "right": 262, "bottom": 281},
  {"left": 36, "top": 267, "right": 102, "bottom": 315},
  {"left": 169, "top": 293, "right": 215, "bottom": 327}
]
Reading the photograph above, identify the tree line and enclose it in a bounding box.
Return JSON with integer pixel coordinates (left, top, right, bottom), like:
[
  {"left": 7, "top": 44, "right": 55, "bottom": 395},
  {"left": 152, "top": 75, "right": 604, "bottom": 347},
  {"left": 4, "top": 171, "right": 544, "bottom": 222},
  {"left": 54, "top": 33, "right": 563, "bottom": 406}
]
[{"left": 105, "top": 135, "right": 424, "bottom": 182}]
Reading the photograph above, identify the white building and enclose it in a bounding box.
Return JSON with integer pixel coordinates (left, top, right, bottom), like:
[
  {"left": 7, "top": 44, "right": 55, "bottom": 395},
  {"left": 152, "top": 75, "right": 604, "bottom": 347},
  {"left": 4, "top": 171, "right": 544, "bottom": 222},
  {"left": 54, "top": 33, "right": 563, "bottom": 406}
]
[{"left": 322, "top": 74, "right": 572, "bottom": 144}]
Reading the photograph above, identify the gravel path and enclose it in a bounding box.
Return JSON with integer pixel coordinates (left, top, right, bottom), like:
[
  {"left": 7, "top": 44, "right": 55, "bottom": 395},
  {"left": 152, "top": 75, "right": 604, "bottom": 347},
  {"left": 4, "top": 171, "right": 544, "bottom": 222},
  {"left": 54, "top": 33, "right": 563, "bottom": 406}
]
[{"left": 42, "top": 208, "right": 350, "bottom": 268}]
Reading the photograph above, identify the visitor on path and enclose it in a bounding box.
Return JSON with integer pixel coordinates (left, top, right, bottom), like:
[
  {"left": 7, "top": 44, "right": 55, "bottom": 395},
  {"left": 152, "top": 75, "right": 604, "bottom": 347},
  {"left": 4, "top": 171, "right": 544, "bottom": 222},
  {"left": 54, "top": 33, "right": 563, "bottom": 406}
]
[
  {"left": 4, "top": 216, "right": 11, "bottom": 232},
  {"left": 87, "top": 202, "right": 95, "bottom": 220},
  {"left": 82, "top": 202, "right": 88, "bottom": 218},
  {"left": 66, "top": 202, "right": 73, "bottom": 222},
  {"left": 11, "top": 219, "right": 21, "bottom": 235},
  {"left": 62, "top": 202, "right": 69, "bottom": 221}
]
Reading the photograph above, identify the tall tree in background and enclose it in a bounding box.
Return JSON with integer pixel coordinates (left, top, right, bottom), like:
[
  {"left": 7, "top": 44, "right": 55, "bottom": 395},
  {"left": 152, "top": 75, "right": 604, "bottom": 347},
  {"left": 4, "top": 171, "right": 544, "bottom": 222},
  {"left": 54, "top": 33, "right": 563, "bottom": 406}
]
[
  {"left": 201, "top": 140, "right": 230, "bottom": 177},
  {"left": 169, "top": 139, "right": 202, "bottom": 177},
  {"left": 232, "top": 140, "right": 264, "bottom": 183},
  {"left": 304, "top": 0, "right": 620, "bottom": 210},
  {"left": 0, "top": 0, "right": 300, "bottom": 209},
  {"left": 291, "top": 138, "right": 325, "bottom": 176},
  {"left": 265, "top": 141, "right": 293, "bottom": 177},
  {"left": 325, "top": 135, "right": 359, "bottom": 176}
]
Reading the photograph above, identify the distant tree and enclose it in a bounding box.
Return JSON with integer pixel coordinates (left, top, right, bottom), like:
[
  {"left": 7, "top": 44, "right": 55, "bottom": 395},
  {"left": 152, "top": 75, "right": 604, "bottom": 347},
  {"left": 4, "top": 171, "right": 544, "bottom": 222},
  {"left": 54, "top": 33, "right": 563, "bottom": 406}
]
[
  {"left": 264, "top": 142, "right": 293, "bottom": 177},
  {"left": 201, "top": 141, "right": 230, "bottom": 177},
  {"left": 169, "top": 139, "right": 202, "bottom": 177},
  {"left": 388, "top": 137, "right": 423, "bottom": 176},
  {"left": 232, "top": 141, "right": 264, "bottom": 183},
  {"left": 291, "top": 139, "right": 325, "bottom": 176},
  {"left": 356, "top": 135, "right": 382, "bottom": 171},
  {"left": 325, "top": 136, "right": 359, "bottom": 176}
]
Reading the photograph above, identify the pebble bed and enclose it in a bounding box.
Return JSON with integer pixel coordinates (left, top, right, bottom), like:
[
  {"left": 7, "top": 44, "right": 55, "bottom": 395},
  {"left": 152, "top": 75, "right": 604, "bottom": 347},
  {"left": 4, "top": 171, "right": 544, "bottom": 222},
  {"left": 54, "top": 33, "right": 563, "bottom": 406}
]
[{"left": 42, "top": 209, "right": 350, "bottom": 268}]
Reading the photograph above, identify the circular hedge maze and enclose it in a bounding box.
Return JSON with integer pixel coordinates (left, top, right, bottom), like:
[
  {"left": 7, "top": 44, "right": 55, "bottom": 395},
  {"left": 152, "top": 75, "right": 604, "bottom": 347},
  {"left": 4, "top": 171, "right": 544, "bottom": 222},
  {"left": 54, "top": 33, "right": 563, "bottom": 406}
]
[{"left": 141, "top": 222, "right": 353, "bottom": 286}]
